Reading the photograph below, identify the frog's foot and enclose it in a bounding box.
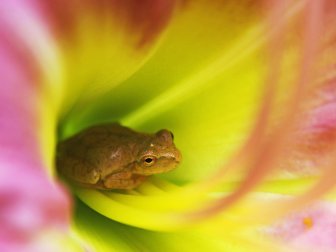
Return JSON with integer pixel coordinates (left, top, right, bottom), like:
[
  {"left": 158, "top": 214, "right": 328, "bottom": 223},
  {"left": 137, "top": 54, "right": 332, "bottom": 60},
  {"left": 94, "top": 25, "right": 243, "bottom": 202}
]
[{"left": 103, "top": 174, "right": 147, "bottom": 189}]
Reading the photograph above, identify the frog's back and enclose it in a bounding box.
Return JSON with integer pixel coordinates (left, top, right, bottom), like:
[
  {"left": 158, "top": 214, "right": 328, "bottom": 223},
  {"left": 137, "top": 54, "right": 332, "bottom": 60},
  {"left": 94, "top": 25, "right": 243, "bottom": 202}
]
[{"left": 56, "top": 123, "right": 142, "bottom": 186}]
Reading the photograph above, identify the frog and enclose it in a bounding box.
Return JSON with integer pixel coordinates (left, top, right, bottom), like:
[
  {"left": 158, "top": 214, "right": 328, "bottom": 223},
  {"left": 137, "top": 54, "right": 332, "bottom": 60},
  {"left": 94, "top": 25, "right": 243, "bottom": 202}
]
[{"left": 56, "top": 123, "right": 181, "bottom": 190}]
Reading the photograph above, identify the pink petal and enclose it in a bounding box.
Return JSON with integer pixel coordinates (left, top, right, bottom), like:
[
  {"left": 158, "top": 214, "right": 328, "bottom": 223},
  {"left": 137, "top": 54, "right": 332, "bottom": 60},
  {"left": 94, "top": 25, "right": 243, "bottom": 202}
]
[
  {"left": 267, "top": 202, "right": 336, "bottom": 251},
  {"left": 0, "top": 1, "right": 71, "bottom": 248}
]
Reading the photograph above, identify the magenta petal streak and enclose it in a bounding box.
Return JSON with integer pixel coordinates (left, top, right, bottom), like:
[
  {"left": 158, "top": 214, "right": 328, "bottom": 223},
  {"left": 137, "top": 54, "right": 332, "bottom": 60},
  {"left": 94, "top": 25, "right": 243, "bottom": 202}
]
[{"left": 0, "top": 2, "right": 71, "bottom": 250}]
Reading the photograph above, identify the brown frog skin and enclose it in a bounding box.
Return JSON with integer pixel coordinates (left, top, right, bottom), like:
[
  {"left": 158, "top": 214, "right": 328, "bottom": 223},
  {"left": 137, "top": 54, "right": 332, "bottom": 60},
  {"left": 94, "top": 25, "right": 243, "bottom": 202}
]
[{"left": 56, "top": 123, "right": 181, "bottom": 190}]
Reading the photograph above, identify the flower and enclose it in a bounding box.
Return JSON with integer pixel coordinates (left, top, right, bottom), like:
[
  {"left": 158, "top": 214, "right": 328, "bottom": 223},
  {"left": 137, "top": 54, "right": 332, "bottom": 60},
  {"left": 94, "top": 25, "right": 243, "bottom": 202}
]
[{"left": 1, "top": 0, "right": 336, "bottom": 251}]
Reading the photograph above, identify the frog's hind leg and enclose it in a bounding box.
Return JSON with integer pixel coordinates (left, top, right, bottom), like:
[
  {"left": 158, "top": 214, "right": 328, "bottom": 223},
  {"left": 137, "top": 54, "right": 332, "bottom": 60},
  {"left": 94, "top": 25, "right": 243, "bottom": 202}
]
[{"left": 56, "top": 155, "right": 100, "bottom": 186}]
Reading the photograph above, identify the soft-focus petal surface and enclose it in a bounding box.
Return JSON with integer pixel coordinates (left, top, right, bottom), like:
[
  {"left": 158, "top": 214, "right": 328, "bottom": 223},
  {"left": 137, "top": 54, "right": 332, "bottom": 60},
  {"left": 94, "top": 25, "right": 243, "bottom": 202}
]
[
  {"left": 57, "top": 0, "right": 336, "bottom": 250},
  {"left": 266, "top": 201, "right": 336, "bottom": 252},
  {"left": 2, "top": 0, "right": 336, "bottom": 251},
  {"left": 0, "top": 1, "right": 79, "bottom": 250}
]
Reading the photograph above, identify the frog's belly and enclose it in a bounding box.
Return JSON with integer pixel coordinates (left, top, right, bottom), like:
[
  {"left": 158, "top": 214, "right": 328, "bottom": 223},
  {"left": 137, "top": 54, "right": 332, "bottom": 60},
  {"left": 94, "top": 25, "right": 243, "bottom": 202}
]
[
  {"left": 103, "top": 174, "right": 146, "bottom": 189},
  {"left": 73, "top": 174, "right": 147, "bottom": 190}
]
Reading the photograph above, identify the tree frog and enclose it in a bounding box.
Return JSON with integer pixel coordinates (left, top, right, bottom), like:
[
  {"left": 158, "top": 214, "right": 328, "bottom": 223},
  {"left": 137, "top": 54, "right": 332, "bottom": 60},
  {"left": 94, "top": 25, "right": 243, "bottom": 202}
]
[{"left": 56, "top": 123, "right": 181, "bottom": 190}]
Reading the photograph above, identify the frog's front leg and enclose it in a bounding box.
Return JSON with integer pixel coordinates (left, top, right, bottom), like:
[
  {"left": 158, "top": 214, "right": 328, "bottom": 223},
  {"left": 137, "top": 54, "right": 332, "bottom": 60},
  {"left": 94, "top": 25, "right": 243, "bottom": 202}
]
[{"left": 103, "top": 171, "right": 146, "bottom": 189}]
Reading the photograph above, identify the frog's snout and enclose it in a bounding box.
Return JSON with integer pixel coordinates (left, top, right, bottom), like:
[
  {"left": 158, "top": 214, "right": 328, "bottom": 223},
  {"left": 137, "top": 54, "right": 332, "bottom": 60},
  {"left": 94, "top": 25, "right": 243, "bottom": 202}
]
[{"left": 163, "top": 148, "right": 182, "bottom": 164}]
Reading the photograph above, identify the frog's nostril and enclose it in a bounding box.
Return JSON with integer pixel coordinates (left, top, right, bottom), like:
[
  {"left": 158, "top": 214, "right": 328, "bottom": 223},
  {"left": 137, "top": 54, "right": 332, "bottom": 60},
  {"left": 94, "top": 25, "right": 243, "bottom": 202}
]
[{"left": 170, "top": 132, "right": 174, "bottom": 140}]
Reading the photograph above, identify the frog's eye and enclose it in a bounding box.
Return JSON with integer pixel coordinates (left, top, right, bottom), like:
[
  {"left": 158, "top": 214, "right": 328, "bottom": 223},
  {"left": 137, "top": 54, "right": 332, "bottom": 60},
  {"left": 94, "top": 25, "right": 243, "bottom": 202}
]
[{"left": 142, "top": 156, "right": 156, "bottom": 166}]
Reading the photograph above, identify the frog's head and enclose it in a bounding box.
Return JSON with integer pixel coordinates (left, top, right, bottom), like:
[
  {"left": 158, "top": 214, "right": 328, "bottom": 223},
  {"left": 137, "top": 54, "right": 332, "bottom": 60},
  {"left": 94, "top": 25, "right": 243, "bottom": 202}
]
[{"left": 133, "top": 129, "right": 182, "bottom": 175}]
